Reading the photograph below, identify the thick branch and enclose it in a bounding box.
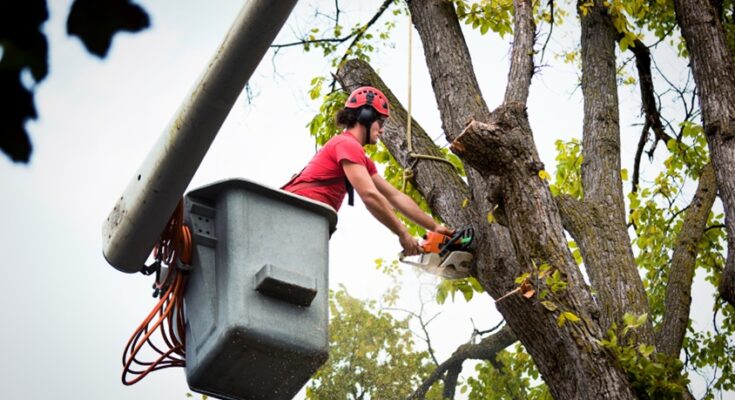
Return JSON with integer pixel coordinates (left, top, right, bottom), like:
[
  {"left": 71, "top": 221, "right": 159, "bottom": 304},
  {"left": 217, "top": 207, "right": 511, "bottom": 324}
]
[
  {"left": 442, "top": 364, "right": 462, "bottom": 399},
  {"left": 579, "top": 0, "right": 653, "bottom": 342},
  {"left": 555, "top": 195, "right": 589, "bottom": 241},
  {"left": 407, "top": 0, "right": 498, "bottom": 240},
  {"left": 504, "top": 0, "right": 536, "bottom": 105},
  {"left": 657, "top": 164, "right": 718, "bottom": 357},
  {"left": 408, "top": 0, "right": 491, "bottom": 140},
  {"left": 336, "top": 59, "right": 476, "bottom": 229},
  {"left": 580, "top": 0, "right": 625, "bottom": 212},
  {"left": 409, "top": 325, "right": 517, "bottom": 400},
  {"left": 674, "top": 0, "right": 735, "bottom": 308}
]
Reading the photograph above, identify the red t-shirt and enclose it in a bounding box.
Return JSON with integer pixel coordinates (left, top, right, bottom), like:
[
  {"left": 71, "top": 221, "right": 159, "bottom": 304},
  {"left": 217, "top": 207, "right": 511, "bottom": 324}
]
[{"left": 284, "top": 131, "right": 377, "bottom": 211}]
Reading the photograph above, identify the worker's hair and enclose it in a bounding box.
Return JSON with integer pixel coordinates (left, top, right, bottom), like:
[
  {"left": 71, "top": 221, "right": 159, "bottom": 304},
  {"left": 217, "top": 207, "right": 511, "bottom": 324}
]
[{"left": 335, "top": 107, "right": 360, "bottom": 128}]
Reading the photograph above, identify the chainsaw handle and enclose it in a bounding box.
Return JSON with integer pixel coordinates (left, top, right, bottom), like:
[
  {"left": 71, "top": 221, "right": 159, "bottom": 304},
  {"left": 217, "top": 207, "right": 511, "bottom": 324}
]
[
  {"left": 398, "top": 249, "right": 426, "bottom": 260},
  {"left": 438, "top": 227, "right": 474, "bottom": 257}
]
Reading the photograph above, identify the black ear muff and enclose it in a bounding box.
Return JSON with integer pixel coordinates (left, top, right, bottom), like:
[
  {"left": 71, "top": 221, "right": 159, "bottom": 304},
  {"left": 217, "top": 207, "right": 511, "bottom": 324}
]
[
  {"left": 356, "top": 106, "right": 377, "bottom": 145},
  {"left": 357, "top": 106, "right": 377, "bottom": 128}
]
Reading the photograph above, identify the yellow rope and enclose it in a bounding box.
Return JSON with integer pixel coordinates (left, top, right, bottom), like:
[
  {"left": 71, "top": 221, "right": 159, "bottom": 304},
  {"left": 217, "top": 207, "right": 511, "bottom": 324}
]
[
  {"left": 402, "top": 11, "right": 456, "bottom": 193},
  {"left": 407, "top": 10, "right": 413, "bottom": 154}
]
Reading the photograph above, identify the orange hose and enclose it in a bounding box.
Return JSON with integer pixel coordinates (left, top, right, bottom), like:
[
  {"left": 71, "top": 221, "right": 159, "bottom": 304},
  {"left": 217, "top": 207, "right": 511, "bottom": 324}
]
[{"left": 121, "top": 200, "right": 192, "bottom": 385}]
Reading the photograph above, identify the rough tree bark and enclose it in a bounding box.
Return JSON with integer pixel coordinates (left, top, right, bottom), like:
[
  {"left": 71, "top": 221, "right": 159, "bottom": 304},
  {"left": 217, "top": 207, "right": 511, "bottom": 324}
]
[
  {"left": 673, "top": 0, "right": 735, "bottom": 306},
  {"left": 570, "top": 0, "right": 654, "bottom": 342},
  {"left": 657, "top": 164, "right": 718, "bottom": 357},
  {"left": 413, "top": 0, "right": 635, "bottom": 397},
  {"left": 338, "top": 0, "right": 638, "bottom": 397},
  {"left": 336, "top": 0, "right": 718, "bottom": 397}
]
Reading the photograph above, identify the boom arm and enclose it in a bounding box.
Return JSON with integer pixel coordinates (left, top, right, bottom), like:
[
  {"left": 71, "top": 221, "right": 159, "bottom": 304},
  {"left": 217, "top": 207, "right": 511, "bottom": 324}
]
[{"left": 102, "top": 0, "right": 299, "bottom": 273}]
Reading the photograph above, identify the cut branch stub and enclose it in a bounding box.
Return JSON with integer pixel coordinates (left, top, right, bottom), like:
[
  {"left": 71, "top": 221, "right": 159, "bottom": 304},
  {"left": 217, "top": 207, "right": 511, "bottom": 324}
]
[{"left": 451, "top": 103, "right": 541, "bottom": 178}]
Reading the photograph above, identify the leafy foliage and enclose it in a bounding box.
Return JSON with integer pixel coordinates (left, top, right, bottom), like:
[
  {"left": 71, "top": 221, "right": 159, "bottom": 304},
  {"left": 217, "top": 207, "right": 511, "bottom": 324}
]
[
  {"left": 465, "top": 343, "right": 550, "bottom": 400},
  {"left": 66, "top": 0, "right": 150, "bottom": 57},
  {"left": 454, "top": 0, "right": 569, "bottom": 38},
  {"left": 627, "top": 120, "right": 735, "bottom": 395},
  {"left": 686, "top": 318, "right": 735, "bottom": 397},
  {"left": 0, "top": 0, "right": 149, "bottom": 163},
  {"left": 453, "top": 0, "right": 514, "bottom": 37},
  {"left": 297, "top": 0, "right": 403, "bottom": 69},
  {"left": 600, "top": 314, "right": 690, "bottom": 399},
  {"left": 436, "top": 276, "right": 484, "bottom": 304},
  {"left": 306, "top": 287, "right": 442, "bottom": 400},
  {"left": 549, "top": 138, "right": 583, "bottom": 199},
  {"left": 307, "top": 82, "right": 348, "bottom": 146}
]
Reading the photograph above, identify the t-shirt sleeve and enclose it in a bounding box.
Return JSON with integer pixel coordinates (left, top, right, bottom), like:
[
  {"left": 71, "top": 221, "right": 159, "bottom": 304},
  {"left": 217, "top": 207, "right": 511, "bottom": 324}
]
[{"left": 334, "top": 139, "right": 378, "bottom": 176}]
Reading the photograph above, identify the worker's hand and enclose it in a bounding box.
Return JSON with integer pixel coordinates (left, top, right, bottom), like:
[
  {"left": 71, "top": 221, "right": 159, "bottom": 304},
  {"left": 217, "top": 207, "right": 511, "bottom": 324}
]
[
  {"left": 433, "top": 224, "right": 454, "bottom": 237},
  {"left": 399, "top": 231, "right": 421, "bottom": 256}
]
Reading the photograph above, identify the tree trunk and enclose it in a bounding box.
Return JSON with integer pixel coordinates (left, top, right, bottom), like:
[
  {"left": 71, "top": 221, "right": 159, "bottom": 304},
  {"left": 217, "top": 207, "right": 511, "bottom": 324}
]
[
  {"left": 342, "top": 1, "right": 642, "bottom": 398},
  {"left": 339, "top": 57, "right": 636, "bottom": 399},
  {"left": 673, "top": 0, "right": 735, "bottom": 307}
]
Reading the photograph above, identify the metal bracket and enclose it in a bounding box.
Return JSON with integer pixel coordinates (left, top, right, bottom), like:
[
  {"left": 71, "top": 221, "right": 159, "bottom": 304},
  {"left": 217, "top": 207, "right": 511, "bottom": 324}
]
[{"left": 189, "top": 201, "right": 217, "bottom": 248}]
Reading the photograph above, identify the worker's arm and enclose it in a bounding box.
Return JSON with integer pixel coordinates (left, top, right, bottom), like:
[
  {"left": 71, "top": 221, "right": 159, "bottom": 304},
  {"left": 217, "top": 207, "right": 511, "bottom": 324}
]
[
  {"left": 341, "top": 160, "right": 421, "bottom": 255},
  {"left": 372, "top": 174, "right": 452, "bottom": 235}
]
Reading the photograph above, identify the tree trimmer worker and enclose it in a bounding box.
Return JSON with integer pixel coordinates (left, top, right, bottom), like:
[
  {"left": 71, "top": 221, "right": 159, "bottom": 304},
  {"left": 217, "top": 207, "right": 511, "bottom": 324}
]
[{"left": 283, "top": 86, "right": 452, "bottom": 256}]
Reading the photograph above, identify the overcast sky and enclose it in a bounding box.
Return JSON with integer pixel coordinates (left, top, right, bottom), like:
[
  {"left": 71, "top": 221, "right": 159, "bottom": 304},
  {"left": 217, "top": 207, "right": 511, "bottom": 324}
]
[{"left": 0, "top": 0, "right": 721, "bottom": 399}]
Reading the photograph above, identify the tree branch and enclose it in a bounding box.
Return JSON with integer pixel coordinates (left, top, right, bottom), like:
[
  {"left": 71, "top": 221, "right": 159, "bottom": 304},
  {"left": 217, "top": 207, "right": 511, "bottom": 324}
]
[
  {"left": 270, "top": 0, "right": 392, "bottom": 51},
  {"left": 657, "top": 163, "right": 718, "bottom": 357},
  {"left": 539, "top": 0, "right": 555, "bottom": 65},
  {"left": 555, "top": 194, "right": 590, "bottom": 242},
  {"left": 406, "top": 0, "right": 500, "bottom": 250},
  {"left": 408, "top": 324, "right": 517, "bottom": 400},
  {"left": 334, "top": 0, "right": 393, "bottom": 72},
  {"left": 442, "top": 363, "right": 462, "bottom": 399},
  {"left": 504, "top": 0, "right": 536, "bottom": 105},
  {"left": 626, "top": 38, "right": 674, "bottom": 193}
]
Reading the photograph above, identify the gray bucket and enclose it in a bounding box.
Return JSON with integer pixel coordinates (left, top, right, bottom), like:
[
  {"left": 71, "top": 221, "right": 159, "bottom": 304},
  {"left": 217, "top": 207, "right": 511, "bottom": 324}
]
[{"left": 183, "top": 179, "right": 337, "bottom": 400}]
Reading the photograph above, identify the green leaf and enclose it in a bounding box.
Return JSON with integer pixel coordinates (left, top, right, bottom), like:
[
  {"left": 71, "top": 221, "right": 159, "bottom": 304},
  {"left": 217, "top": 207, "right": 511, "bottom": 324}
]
[
  {"left": 541, "top": 300, "right": 558, "bottom": 312},
  {"left": 638, "top": 344, "right": 655, "bottom": 358},
  {"left": 557, "top": 313, "right": 567, "bottom": 327},
  {"left": 558, "top": 311, "right": 580, "bottom": 327},
  {"left": 562, "top": 311, "right": 580, "bottom": 323}
]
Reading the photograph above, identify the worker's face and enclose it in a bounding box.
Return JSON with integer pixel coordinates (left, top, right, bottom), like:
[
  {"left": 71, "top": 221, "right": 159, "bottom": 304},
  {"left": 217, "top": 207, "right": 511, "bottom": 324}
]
[{"left": 369, "top": 117, "right": 386, "bottom": 145}]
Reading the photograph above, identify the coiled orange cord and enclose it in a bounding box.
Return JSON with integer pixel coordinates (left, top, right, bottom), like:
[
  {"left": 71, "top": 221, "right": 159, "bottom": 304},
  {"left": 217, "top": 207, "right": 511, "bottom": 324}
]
[{"left": 122, "top": 201, "right": 193, "bottom": 385}]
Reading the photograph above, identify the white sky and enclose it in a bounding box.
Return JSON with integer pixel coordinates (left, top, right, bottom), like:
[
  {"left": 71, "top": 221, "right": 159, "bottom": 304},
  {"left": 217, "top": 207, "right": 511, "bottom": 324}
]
[{"left": 0, "top": 0, "right": 722, "bottom": 399}]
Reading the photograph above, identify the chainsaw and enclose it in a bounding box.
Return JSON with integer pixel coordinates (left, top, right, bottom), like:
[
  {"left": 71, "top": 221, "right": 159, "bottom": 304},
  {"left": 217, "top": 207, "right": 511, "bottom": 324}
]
[{"left": 399, "top": 227, "right": 474, "bottom": 279}]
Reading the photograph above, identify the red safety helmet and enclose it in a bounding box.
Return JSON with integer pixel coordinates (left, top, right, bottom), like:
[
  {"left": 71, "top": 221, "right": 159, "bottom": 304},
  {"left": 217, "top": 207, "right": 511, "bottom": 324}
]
[{"left": 345, "top": 86, "right": 390, "bottom": 118}]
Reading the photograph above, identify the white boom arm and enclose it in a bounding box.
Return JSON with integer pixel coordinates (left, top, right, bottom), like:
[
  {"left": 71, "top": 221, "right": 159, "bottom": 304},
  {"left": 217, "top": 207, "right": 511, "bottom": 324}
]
[{"left": 102, "top": 0, "right": 299, "bottom": 273}]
